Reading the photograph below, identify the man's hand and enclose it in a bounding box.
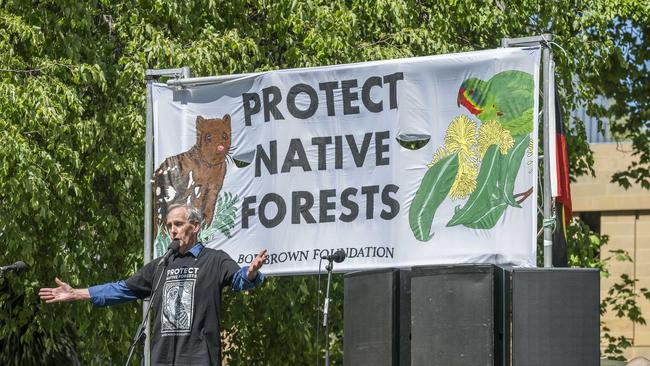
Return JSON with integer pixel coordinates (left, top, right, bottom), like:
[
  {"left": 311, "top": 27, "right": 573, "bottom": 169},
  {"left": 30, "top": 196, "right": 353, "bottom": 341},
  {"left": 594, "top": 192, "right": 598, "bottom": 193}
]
[
  {"left": 247, "top": 249, "right": 268, "bottom": 281},
  {"left": 38, "top": 277, "right": 90, "bottom": 303}
]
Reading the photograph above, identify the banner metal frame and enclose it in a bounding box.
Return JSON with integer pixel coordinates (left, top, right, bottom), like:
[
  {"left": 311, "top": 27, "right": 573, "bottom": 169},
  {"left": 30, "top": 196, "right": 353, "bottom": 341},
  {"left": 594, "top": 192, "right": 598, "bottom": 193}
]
[{"left": 159, "top": 36, "right": 556, "bottom": 268}]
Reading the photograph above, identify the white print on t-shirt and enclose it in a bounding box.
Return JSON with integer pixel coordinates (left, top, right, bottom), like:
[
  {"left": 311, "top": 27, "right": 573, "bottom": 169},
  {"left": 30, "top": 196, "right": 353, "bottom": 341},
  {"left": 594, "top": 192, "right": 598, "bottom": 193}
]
[
  {"left": 161, "top": 279, "right": 195, "bottom": 334},
  {"left": 166, "top": 267, "right": 199, "bottom": 281}
]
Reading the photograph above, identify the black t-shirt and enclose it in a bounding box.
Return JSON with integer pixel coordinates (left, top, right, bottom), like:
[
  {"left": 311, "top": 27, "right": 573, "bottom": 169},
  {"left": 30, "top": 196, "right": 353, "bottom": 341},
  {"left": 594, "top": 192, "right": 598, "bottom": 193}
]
[{"left": 125, "top": 247, "right": 241, "bottom": 366}]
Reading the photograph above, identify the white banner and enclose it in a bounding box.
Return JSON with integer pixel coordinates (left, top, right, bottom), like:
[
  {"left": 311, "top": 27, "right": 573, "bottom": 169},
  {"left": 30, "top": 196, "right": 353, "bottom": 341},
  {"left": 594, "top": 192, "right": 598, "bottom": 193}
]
[{"left": 152, "top": 47, "right": 540, "bottom": 275}]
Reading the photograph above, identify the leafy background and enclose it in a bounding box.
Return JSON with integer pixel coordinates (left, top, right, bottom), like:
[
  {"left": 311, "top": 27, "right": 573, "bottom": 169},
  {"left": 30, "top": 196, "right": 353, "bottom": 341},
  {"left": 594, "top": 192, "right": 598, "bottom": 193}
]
[{"left": 1, "top": 0, "right": 649, "bottom": 364}]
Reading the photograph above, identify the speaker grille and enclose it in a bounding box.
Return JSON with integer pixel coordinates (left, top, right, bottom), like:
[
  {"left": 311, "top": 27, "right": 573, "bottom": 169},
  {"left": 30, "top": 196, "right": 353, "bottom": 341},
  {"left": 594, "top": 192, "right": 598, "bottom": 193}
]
[
  {"left": 411, "top": 265, "right": 498, "bottom": 366},
  {"left": 344, "top": 269, "right": 400, "bottom": 366},
  {"left": 511, "top": 268, "right": 599, "bottom": 366}
]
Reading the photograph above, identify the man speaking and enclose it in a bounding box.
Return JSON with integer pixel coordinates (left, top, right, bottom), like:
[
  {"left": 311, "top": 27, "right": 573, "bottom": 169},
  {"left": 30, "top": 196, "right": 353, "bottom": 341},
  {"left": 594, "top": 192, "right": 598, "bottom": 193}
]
[{"left": 39, "top": 203, "right": 268, "bottom": 365}]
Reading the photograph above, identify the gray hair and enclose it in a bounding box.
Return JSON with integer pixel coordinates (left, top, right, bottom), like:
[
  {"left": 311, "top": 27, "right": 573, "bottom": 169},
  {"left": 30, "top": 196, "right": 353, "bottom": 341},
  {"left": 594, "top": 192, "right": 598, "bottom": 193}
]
[{"left": 167, "top": 203, "right": 203, "bottom": 225}]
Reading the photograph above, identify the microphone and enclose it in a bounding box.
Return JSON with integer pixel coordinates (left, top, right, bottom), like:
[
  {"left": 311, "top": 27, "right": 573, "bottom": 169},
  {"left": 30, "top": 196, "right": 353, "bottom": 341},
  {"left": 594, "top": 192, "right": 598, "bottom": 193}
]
[
  {"left": 0, "top": 261, "right": 27, "bottom": 274},
  {"left": 321, "top": 250, "right": 346, "bottom": 263},
  {"left": 159, "top": 240, "right": 180, "bottom": 266}
]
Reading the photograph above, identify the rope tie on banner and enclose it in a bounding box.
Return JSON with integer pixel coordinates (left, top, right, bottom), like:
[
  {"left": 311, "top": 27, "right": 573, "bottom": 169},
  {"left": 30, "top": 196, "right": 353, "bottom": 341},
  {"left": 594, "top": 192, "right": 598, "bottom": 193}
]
[
  {"left": 543, "top": 216, "right": 556, "bottom": 231},
  {"left": 540, "top": 34, "right": 569, "bottom": 59},
  {"left": 171, "top": 72, "right": 186, "bottom": 90},
  {"left": 537, "top": 215, "right": 557, "bottom": 238}
]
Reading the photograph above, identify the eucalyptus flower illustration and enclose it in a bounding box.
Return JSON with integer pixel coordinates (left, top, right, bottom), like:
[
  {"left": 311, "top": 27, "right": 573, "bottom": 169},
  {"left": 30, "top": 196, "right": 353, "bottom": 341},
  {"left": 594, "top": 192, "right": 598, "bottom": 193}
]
[
  {"left": 429, "top": 115, "right": 479, "bottom": 200},
  {"left": 478, "top": 120, "right": 514, "bottom": 158}
]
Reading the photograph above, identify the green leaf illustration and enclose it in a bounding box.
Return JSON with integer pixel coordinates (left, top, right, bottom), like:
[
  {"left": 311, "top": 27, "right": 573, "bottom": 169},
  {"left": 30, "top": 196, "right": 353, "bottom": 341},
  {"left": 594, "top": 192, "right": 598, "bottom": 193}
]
[
  {"left": 461, "top": 198, "right": 508, "bottom": 229},
  {"left": 154, "top": 224, "right": 171, "bottom": 257},
  {"left": 199, "top": 192, "right": 240, "bottom": 242},
  {"left": 409, "top": 153, "right": 459, "bottom": 241},
  {"left": 498, "top": 134, "right": 530, "bottom": 207},
  {"left": 447, "top": 144, "right": 502, "bottom": 228}
]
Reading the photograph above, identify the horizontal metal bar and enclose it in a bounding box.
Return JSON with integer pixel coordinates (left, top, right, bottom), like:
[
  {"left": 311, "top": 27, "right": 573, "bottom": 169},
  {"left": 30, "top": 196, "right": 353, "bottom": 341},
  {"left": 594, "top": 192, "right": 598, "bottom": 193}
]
[
  {"left": 166, "top": 72, "right": 259, "bottom": 87},
  {"left": 168, "top": 38, "right": 551, "bottom": 86},
  {"left": 145, "top": 67, "right": 191, "bottom": 80},
  {"left": 501, "top": 34, "right": 552, "bottom": 48}
]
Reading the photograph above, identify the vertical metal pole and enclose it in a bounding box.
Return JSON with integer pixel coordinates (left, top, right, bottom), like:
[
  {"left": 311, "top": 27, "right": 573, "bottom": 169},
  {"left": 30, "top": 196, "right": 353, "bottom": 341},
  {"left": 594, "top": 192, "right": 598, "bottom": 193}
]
[
  {"left": 182, "top": 66, "right": 192, "bottom": 79},
  {"left": 144, "top": 78, "right": 154, "bottom": 365},
  {"left": 542, "top": 46, "right": 553, "bottom": 267}
]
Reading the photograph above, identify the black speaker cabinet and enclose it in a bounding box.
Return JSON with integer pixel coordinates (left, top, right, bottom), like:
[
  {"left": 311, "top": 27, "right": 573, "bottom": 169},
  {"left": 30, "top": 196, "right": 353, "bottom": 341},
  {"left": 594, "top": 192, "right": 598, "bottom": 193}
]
[
  {"left": 344, "top": 266, "right": 599, "bottom": 366},
  {"left": 410, "top": 264, "right": 504, "bottom": 366},
  {"left": 507, "top": 268, "right": 600, "bottom": 366},
  {"left": 343, "top": 268, "right": 411, "bottom": 366}
]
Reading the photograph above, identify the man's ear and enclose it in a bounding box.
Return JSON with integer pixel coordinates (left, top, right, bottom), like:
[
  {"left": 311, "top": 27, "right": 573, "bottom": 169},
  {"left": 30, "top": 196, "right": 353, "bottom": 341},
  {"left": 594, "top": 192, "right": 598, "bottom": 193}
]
[{"left": 191, "top": 222, "right": 201, "bottom": 234}]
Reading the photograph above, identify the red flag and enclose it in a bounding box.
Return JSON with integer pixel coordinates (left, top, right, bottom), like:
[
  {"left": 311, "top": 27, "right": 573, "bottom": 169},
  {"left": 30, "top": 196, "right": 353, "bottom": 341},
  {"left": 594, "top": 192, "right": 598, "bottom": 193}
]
[{"left": 555, "top": 107, "right": 572, "bottom": 226}]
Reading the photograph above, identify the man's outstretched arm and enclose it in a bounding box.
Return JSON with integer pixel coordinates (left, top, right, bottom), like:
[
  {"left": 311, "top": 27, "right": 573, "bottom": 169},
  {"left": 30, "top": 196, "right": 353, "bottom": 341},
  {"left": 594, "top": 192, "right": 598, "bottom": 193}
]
[
  {"left": 39, "top": 277, "right": 91, "bottom": 303},
  {"left": 39, "top": 278, "right": 139, "bottom": 306}
]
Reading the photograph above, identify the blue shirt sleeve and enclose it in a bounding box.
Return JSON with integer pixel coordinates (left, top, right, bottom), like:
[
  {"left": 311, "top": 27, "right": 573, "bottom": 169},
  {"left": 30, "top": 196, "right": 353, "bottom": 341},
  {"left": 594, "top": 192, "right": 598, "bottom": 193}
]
[
  {"left": 230, "top": 266, "right": 265, "bottom": 292},
  {"left": 88, "top": 280, "right": 139, "bottom": 307}
]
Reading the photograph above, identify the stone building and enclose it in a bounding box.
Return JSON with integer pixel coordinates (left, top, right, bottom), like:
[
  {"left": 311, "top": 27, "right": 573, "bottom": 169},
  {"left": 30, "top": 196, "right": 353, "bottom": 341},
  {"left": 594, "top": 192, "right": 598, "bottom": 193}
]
[{"left": 572, "top": 112, "right": 650, "bottom": 359}]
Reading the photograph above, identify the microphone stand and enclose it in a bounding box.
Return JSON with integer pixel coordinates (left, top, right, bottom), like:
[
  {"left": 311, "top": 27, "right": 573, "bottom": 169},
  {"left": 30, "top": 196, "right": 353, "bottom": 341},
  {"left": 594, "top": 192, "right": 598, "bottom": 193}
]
[
  {"left": 322, "top": 260, "right": 334, "bottom": 366},
  {"left": 125, "top": 256, "right": 171, "bottom": 366}
]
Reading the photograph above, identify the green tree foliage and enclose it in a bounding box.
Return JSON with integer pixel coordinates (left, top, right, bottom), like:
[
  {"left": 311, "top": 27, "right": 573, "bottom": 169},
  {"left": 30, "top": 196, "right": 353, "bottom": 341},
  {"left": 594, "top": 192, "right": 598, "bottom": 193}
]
[
  {"left": 587, "top": 2, "right": 650, "bottom": 189},
  {"left": 1, "top": 0, "right": 648, "bottom": 364}
]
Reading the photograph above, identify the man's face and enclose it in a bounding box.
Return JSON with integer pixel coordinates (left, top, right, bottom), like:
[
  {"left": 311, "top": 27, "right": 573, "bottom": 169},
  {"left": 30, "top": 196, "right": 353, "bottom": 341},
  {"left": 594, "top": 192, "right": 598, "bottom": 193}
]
[{"left": 166, "top": 207, "right": 199, "bottom": 252}]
